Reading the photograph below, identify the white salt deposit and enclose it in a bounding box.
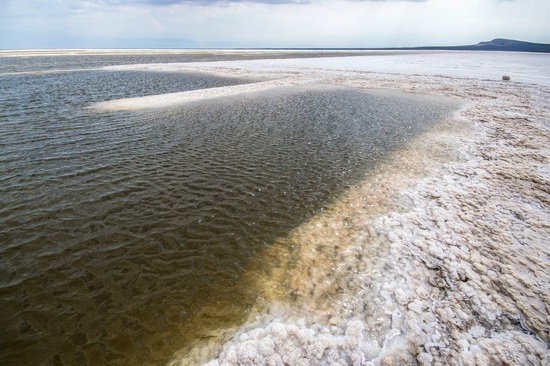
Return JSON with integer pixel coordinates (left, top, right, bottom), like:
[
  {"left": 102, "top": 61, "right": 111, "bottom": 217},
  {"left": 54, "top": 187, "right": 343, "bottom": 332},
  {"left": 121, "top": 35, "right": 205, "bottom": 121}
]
[
  {"left": 94, "top": 51, "right": 550, "bottom": 365},
  {"left": 89, "top": 79, "right": 312, "bottom": 111}
]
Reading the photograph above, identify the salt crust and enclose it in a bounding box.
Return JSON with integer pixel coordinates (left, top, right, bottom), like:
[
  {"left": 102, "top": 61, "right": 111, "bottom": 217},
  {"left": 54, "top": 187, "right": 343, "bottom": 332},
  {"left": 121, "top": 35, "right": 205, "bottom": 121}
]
[
  {"left": 100, "top": 56, "right": 550, "bottom": 365},
  {"left": 89, "top": 78, "right": 314, "bottom": 111}
]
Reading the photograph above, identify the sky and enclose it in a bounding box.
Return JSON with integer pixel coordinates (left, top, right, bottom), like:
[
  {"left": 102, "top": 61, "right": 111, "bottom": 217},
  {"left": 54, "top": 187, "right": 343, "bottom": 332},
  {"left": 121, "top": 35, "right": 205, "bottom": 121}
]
[{"left": 1, "top": 0, "right": 549, "bottom": 49}]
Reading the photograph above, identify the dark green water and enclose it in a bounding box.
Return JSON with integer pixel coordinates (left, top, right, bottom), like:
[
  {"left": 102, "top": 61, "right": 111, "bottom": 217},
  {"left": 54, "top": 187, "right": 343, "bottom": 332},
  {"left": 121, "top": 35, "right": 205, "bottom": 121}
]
[{"left": 0, "top": 58, "right": 459, "bottom": 365}]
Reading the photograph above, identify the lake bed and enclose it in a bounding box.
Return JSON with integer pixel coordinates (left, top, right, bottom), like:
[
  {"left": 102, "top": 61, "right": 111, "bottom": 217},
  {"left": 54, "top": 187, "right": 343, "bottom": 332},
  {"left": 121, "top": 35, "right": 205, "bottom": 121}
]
[{"left": 1, "top": 50, "right": 549, "bottom": 366}]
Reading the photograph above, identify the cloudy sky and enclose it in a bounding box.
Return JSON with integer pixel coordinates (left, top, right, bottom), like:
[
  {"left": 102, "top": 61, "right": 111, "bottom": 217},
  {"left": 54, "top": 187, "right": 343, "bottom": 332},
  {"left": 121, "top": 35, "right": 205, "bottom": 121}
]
[{"left": 1, "top": 0, "right": 549, "bottom": 49}]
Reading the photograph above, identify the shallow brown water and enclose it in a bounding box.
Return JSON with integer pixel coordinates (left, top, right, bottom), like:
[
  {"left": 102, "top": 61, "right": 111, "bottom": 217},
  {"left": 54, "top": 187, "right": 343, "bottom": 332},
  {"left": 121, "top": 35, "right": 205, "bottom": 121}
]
[{"left": 0, "top": 60, "right": 459, "bottom": 365}]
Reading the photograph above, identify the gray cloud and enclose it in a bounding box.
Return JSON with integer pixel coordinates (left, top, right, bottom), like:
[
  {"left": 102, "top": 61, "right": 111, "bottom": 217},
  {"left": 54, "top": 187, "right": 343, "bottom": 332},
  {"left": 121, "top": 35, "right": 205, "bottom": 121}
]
[
  {"left": 363, "top": 0, "right": 427, "bottom": 2},
  {"left": 100, "top": 0, "right": 313, "bottom": 5},
  {"left": 101, "top": 0, "right": 426, "bottom": 6}
]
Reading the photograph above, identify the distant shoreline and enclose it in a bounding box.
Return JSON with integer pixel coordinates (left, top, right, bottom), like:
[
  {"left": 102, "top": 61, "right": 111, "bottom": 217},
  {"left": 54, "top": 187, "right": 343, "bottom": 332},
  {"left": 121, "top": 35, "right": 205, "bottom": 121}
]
[{"left": 2, "top": 38, "right": 550, "bottom": 55}]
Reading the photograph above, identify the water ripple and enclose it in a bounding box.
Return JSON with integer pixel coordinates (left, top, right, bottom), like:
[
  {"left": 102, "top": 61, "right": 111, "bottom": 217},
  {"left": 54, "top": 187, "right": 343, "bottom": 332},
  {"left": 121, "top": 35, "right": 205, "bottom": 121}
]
[{"left": 0, "top": 68, "right": 459, "bottom": 365}]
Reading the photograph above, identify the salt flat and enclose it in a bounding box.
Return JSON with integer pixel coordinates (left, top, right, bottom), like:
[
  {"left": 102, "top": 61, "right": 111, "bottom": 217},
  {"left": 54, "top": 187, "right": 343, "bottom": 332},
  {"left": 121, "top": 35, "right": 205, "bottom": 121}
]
[
  {"left": 94, "top": 51, "right": 550, "bottom": 365},
  {"left": 92, "top": 51, "right": 550, "bottom": 112}
]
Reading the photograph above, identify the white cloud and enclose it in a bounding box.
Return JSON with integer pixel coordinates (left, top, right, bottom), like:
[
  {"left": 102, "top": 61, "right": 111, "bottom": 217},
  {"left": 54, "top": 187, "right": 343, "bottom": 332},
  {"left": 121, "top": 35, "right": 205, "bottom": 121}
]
[{"left": 1, "top": 0, "right": 549, "bottom": 48}]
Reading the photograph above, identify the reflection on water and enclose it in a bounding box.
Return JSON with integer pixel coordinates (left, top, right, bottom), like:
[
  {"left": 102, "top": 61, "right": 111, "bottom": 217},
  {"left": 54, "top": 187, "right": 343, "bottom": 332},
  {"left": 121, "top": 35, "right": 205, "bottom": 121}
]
[{"left": 0, "top": 64, "right": 458, "bottom": 365}]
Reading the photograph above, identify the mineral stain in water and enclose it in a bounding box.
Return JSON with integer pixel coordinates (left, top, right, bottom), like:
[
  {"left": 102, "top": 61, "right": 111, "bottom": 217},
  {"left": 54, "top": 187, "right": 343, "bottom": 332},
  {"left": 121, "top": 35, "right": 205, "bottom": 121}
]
[{"left": 0, "top": 66, "right": 459, "bottom": 365}]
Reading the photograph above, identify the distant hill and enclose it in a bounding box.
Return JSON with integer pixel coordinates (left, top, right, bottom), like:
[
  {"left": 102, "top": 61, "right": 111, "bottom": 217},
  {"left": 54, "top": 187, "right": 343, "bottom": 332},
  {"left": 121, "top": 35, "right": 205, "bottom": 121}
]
[
  {"left": 255, "top": 38, "right": 550, "bottom": 53},
  {"left": 410, "top": 38, "right": 550, "bottom": 53}
]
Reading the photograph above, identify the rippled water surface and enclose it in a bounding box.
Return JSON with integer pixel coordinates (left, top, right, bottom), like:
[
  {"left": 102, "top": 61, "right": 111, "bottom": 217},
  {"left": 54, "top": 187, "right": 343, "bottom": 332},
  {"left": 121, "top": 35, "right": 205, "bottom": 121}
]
[
  {"left": 0, "top": 57, "right": 459, "bottom": 365},
  {"left": 0, "top": 51, "right": 372, "bottom": 74}
]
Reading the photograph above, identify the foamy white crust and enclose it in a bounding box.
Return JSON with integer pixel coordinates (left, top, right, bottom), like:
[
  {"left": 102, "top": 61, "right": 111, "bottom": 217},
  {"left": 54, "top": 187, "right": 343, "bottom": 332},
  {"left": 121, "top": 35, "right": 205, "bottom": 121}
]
[{"left": 90, "top": 52, "right": 549, "bottom": 365}]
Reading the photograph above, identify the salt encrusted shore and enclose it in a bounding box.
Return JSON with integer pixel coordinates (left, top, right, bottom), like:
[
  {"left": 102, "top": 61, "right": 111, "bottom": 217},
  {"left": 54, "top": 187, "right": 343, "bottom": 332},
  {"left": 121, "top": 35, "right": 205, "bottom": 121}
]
[{"left": 96, "top": 54, "right": 549, "bottom": 365}]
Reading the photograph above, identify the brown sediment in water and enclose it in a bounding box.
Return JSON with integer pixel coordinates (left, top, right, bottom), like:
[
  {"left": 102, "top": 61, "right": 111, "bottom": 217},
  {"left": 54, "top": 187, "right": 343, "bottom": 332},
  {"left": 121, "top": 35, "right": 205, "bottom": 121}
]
[
  {"left": 252, "top": 116, "right": 459, "bottom": 296},
  {"left": 271, "top": 119, "right": 468, "bottom": 305},
  {"left": 170, "top": 113, "right": 468, "bottom": 365},
  {"left": 158, "top": 86, "right": 461, "bottom": 363}
]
